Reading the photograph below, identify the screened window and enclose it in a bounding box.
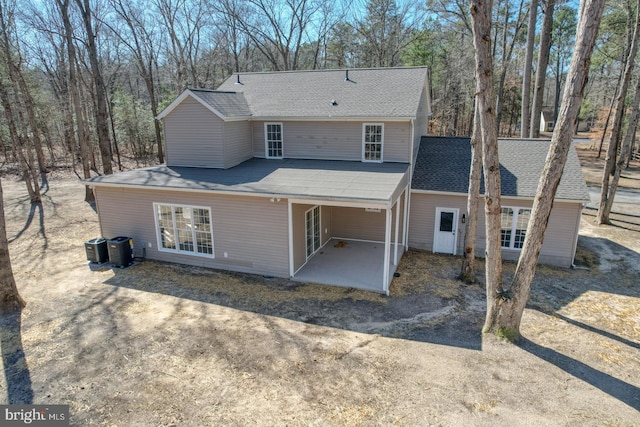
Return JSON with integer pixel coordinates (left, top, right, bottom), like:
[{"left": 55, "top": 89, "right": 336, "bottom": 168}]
[
  {"left": 154, "top": 203, "right": 214, "bottom": 257},
  {"left": 265, "top": 123, "right": 283, "bottom": 158},
  {"left": 501, "top": 207, "right": 531, "bottom": 250},
  {"left": 363, "top": 124, "right": 383, "bottom": 162}
]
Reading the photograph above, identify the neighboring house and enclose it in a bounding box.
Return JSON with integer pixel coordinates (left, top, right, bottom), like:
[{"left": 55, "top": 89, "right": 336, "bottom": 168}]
[
  {"left": 540, "top": 108, "right": 555, "bottom": 132},
  {"left": 87, "top": 67, "right": 589, "bottom": 294}
]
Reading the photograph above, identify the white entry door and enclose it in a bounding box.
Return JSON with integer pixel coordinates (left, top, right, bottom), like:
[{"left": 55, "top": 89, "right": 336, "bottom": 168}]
[{"left": 433, "top": 207, "right": 459, "bottom": 255}]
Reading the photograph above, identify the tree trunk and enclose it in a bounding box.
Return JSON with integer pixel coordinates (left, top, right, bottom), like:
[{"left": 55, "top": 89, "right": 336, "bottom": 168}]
[
  {"left": 470, "top": 0, "right": 505, "bottom": 334},
  {"left": 0, "top": 79, "right": 41, "bottom": 203},
  {"left": 530, "top": 0, "right": 556, "bottom": 138},
  {"left": 486, "top": 0, "right": 606, "bottom": 341},
  {"left": 596, "top": 86, "right": 618, "bottom": 157},
  {"left": 597, "top": 0, "right": 640, "bottom": 224},
  {"left": 75, "top": 0, "right": 113, "bottom": 175},
  {"left": 57, "top": 0, "right": 94, "bottom": 202},
  {"left": 602, "top": 68, "right": 640, "bottom": 219},
  {"left": 0, "top": 177, "right": 26, "bottom": 313},
  {"left": 521, "top": 0, "right": 538, "bottom": 138},
  {"left": 460, "top": 100, "right": 482, "bottom": 283}
]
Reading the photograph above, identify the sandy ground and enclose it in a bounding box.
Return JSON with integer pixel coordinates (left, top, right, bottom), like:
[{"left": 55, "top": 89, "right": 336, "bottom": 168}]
[{"left": 0, "top": 154, "right": 639, "bottom": 426}]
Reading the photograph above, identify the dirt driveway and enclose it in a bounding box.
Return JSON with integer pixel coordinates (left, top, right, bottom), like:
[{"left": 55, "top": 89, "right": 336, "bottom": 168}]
[{"left": 1, "top": 171, "right": 639, "bottom": 426}]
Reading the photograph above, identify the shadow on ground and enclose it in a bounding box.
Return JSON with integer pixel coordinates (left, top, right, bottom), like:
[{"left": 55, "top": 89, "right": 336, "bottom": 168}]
[
  {"left": 96, "top": 240, "right": 640, "bottom": 411},
  {"left": 102, "top": 252, "right": 487, "bottom": 351},
  {"left": 0, "top": 309, "right": 33, "bottom": 404}
]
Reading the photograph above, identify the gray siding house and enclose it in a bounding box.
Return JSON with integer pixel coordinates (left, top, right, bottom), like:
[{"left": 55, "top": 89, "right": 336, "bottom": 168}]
[{"left": 87, "top": 67, "right": 588, "bottom": 294}]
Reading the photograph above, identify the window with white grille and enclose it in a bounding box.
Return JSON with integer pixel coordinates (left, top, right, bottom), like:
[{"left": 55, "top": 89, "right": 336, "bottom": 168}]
[
  {"left": 265, "top": 123, "right": 283, "bottom": 158},
  {"left": 362, "top": 123, "right": 383, "bottom": 162},
  {"left": 500, "top": 207, "right": 531, "bottom": 250},
  {"left": 154, "top": 203, "right": 214, "bottom": 257}
]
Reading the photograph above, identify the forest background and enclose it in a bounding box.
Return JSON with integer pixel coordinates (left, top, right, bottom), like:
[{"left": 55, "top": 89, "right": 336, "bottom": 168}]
[{"left": 1, "top": 0, "right": 638, "bottom": 187}]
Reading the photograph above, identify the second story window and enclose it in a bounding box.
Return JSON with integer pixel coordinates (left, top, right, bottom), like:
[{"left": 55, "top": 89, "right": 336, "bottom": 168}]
[
  {"left": 363, "top": 123, "right": 383, "bottom": 162},
  {"left": 265, "top": 123, "right": 283, "bottom": 158}
]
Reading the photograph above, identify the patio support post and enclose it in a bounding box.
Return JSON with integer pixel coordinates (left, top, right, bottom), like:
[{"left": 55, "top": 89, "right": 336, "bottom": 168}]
[
  {"left": 288, "top": 200, "right": 294, "bottom": 277},
  {"left": 402, "top": 186, "right": 409, "bottom": 248},
  {"left": 383, "top": 207, "right": 392, "bottom": 294},
  {"left": 394, "top": 199, "right": 400, "bottom": 265}
]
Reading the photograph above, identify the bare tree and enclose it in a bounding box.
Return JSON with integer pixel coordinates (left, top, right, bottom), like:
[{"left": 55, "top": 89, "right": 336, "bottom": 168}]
[
  {"left": 484, "top": 0, "right": 606, "bottom": 340},
  {"left": 470, "top": 0, "right": 505, "bottom": 334},
  {"left": 56, "top": 0, "right": 94, "bottom": 202},
  {"left": 107, "top": 0, "right": 165, "bottom": 163},
  {"left": 74, "top": 0, "right": 113, "bottom": 175},
  {"left": 521, "top": 0, "right": 538, "bottom": 138},
  {"left": 597, "top": 0, "right": 640, "bottom": 224},
  {"left": 495, "top": 0, "right": 528, "bottom": 134},
  {"left": 530, "top": 0, "right": 555, "bottom": 138},
  {"left": 0, "top": 177, "right": 25, "bottom": 313},
  {"left": 0, "top": 78, "right": 41, "bottom": 203},
  {"left": 601, "top": 64, "right": 640, "bottom": 221},
  {"left": 460, "top": 100, "right": 482, "bottom": 283},
  {"left": 221, "top": 0, "right": 325, "bottom": 71}
]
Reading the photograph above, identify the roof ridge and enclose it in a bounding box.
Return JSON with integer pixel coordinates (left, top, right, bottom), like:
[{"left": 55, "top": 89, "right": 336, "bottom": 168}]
[
  {"left": 189, "top": 88, "right": 238, "bottom": 94},
  {"left": 229, "top": 66, "right": 429, "bottom": 77}
]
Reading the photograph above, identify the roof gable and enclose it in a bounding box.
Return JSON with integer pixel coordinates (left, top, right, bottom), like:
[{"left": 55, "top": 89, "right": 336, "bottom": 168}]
[
  {"left": 412, "top": 136, "right": 590, "bottom": 202},
  {"left": 215, "top": 67, "right": 430, "bottom": 119},
  {"left": 157, "top": 89, "right": 251, "bottom": 121}
]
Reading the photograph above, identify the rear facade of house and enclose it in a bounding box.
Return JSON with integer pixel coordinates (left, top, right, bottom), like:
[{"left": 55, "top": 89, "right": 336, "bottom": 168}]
[{"left": 88, "top": 68, "right": 588, "bottom": 294}]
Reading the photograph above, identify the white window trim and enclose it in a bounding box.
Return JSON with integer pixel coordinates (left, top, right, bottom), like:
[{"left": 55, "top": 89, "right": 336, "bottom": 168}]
[
  {"left": 500, "top": 206, "right": 531, "bottom": 250},
  {"left": 153, "top": 202, "right": 215, "bottom": 258},
  {"left": 305, "top": 205, "right": 321, "bottom": 260},
  {"left": 362, "top": 123, "right": 384, "bottom": 163},
  {"left": 264, "top": 122, "right": 283, "bottom": 159}
]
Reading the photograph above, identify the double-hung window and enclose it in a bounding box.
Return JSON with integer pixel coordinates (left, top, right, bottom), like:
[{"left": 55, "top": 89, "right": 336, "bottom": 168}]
[
  {"left": 265, "top": 123, "right": 283, "bottom": 158},
  {"left": 154, "top": 203, "right": 214, "bottom": 257},
  {"left": 362, "top": 123, "right": 383, "bottom": 162},
  {"left": 500, "top": 207, "right": 531, "bottom": 249}
]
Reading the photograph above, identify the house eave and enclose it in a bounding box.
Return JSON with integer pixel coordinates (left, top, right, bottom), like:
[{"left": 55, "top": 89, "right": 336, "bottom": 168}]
[
  {"left": 247, "top": 116, "right": 415, "bottom": 122},
  {"left": 86, "top": 181, "right": 393, "bottom": 208},
  {"left": 409, "top": 189, "right": 588, "bottom": 204}
]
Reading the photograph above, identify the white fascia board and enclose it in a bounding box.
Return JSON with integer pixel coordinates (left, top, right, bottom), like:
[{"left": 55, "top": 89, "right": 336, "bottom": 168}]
[
  {"left": 288, "top": 197, "right": 388, "bottom": 209},
  {"left": 249, "top": 116, "right": 414, "bottom": 122},
  {"left": 87, "top": 181, "right": 391, "bottom": 207},
  {"left": 87, "top": 181, "right": 281, "bottom": 199}
]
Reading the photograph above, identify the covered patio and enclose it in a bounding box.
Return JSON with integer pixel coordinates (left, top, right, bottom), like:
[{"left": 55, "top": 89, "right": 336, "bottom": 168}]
[{"left": 292, "top": 238, "right": 403, "bottom": 292}]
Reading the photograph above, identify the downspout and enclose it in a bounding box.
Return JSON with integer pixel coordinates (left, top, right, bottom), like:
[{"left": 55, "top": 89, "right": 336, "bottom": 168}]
[{"left": 405, "top": 120, "right": 416, "bottom": 250}]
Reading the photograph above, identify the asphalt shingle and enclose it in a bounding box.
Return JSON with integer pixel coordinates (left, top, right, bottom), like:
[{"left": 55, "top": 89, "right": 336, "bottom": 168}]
[
  {"left": 87, "top": 158, "right": 409, "bottom": 203},
  {"left": 215, "top": 67, "right": 429, "bottom": 119},
  {"left": 189, "top": 89, "right": 252, "bottom": 118},
  {"left": 412, "top": 136, "right": 590, "bottom": 201}
]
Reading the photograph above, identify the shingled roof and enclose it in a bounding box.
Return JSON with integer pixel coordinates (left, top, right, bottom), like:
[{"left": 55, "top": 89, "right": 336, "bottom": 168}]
[
  {"left": 412, "top": 136, "right": 590, "bottom": 202},
  {"left": 86, "top": 158, "right": 409, "bottom": 204},
  {"left": 156, "top": 89, "right": 251, "bottom": 120},
  {"left": 215, "top": 67, "right": 430, "bottom": 119}
]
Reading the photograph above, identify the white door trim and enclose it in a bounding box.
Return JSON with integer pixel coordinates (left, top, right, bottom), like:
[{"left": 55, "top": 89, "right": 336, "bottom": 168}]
[{"left": 433, "top": 207, "right": 459, "bottom": 255}]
